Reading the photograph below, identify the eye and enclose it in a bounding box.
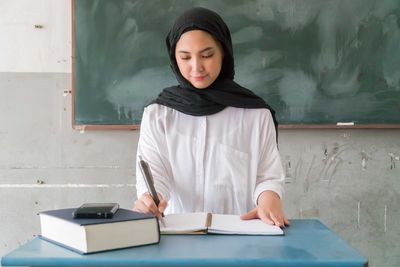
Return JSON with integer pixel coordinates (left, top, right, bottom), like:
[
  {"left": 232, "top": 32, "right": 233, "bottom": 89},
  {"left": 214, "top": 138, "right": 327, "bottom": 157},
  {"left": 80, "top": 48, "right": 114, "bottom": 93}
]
[
  {"left": 179, "top": 57, "right": 190, "bottom": 61},
  {"left": 202, "top": 53, "right": 214, "bottom": 58}
]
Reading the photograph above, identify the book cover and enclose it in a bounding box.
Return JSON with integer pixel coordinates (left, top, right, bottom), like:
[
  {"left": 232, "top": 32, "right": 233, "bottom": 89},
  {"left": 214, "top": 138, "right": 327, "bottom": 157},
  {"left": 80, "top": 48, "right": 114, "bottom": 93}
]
[{"left": 40, "top": 208, "right": 154, "bottom": 225}]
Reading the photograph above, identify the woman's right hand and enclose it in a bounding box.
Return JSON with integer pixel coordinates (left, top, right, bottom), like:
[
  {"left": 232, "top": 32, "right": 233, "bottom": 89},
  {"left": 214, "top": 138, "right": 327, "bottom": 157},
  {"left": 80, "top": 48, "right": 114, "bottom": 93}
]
[{"left": 133, "top": 192, "right": 167, "bottom": 219}]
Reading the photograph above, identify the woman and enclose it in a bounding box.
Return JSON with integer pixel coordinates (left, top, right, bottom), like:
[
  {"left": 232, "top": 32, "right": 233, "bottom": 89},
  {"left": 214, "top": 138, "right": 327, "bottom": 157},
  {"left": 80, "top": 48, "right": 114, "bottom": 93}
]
[{"left": 134, "top": 7, "right": 288, "bottom": 227}]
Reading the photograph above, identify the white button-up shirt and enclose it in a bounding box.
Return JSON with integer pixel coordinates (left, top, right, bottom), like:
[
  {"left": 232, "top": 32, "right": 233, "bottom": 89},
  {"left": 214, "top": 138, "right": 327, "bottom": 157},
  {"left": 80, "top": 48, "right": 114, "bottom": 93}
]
[{"left": 136, "top": 104, "right": 284, "bottom": 215}]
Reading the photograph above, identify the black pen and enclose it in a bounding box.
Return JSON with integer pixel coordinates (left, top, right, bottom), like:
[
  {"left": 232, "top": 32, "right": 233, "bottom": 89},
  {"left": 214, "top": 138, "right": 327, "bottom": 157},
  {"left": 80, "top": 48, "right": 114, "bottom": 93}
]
[{"left": 138, "top": 156, "right": 166, "bottom": 227}]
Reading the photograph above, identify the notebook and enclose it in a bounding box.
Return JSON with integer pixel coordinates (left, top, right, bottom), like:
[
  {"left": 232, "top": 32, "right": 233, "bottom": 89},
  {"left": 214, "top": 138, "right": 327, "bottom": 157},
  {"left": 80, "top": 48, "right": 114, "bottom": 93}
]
[{"left": 160, "top": 212, "right": 284, "bottom": 235}]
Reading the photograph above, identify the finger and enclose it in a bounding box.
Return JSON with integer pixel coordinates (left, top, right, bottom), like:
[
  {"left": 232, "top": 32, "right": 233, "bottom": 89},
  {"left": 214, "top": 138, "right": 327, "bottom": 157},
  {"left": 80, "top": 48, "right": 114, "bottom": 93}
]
[
  {"left": 240, "top": 208, "right": 258, "bottom": 220},
  {"left": 258, "top": 209, "right": 275, "bottom": 225},
  {"left": 141, "top": 195, "right": 160, "bottom": 215},
  {"left": 284, "top": 215, "right": 290, "bottom": 226},
  {"left": 270, "top": 213, "right": 283, "bottom": 227},
  {"left": 271, "top": 211, "right": 289, "bottom": 228},
  {"left": 158, "top": 199, "right": 168, "bottom": 214},
  {"left": 154, "top": 201, "right": 167, "bottom": 220}
]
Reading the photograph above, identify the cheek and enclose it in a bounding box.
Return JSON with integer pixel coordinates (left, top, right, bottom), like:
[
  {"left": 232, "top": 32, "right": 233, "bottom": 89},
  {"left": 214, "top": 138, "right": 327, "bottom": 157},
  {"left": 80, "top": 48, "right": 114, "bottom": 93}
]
[
  {"left": 208, "top": 59, "right": 223, "bottom": 77},
  {"left": 176, "top": 60, "right": 190, "bottom": 77}
]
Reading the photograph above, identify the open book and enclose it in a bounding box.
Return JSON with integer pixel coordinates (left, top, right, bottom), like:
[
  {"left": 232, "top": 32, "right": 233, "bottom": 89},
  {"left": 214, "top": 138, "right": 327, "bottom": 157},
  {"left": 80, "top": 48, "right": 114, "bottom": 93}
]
[{"left": 160, "top": 212, "right": 283, "bottom": 235}]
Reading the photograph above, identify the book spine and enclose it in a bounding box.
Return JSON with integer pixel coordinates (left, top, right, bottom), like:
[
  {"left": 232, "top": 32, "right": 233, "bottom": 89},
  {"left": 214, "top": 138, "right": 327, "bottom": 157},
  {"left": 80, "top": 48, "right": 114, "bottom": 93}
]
[{"left": 206, "top": 213, "right": 212, "bottom": 229}]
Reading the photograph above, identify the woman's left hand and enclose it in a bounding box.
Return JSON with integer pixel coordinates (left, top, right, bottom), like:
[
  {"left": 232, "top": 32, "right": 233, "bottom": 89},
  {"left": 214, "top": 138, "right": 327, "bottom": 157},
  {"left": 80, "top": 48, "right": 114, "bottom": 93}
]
[{"left": 240, "top": 190, "right": 289, "bottom": 227}]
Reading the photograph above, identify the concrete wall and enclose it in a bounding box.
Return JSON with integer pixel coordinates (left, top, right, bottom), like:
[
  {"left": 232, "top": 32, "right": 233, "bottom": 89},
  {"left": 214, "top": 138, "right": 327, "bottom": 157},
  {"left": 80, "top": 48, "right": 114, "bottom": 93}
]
[
  {"left": 0, "top": 0, "right": 70, "bottom": 72},
  {"left": 1, "top": 1, "right": 399, "bottom": 266}
]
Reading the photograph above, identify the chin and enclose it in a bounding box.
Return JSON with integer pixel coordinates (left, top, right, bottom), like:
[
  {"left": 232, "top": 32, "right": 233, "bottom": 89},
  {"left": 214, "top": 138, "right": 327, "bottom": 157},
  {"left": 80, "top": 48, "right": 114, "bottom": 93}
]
[
  {"left": 193, "top": 85, "right": 209, "bottom": 89},
  {"left": 191, "top": 81, "right": 213, "bottom": 89}
]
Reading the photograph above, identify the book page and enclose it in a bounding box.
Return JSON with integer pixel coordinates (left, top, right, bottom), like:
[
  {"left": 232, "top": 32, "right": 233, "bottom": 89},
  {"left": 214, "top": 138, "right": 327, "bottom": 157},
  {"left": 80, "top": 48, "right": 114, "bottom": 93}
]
[
  {"left": 160, "top": 212, "right": 208, "bottom": 234},
  {"left": 209, "top": 214, "right": 283, "bottom": 235}
]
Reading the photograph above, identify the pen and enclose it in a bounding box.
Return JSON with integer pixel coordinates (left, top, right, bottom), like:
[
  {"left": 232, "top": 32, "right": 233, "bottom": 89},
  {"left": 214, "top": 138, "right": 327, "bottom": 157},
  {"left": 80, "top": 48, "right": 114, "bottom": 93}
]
[{"left": 138, "top": 156, "right": 166, "bottom": 227}]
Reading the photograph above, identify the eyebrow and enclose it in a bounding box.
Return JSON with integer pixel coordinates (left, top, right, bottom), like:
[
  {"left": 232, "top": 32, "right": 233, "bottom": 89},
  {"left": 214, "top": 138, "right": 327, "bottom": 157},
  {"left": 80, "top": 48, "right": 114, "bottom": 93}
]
[{"left": 177, "top": 47, "right": 214, "bottom": 54}]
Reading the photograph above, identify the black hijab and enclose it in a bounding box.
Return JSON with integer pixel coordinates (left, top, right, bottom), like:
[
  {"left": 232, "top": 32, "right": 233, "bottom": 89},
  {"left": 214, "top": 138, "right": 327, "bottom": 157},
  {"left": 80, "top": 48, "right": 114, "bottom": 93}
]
[{"left": 152, "top": 7, "right": 279, "bottom": 137}]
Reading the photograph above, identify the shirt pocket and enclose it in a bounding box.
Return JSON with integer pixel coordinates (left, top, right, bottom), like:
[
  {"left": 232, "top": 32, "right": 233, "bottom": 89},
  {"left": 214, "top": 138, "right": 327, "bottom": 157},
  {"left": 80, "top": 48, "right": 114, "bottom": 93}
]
[{"left": 206, "top": 143, "right": 250, "bottom": 215}]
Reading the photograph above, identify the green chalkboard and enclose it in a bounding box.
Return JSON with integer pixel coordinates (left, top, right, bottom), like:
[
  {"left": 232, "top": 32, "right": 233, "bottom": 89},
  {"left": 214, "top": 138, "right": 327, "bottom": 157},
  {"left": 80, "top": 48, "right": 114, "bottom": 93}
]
[{"left": 73, "top": 0, "right": 400, "bottom": 128}]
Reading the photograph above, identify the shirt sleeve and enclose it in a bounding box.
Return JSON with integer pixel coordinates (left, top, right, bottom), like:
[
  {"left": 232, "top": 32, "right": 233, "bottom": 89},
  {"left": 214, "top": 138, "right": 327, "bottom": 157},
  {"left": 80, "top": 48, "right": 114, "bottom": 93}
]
[
  {"left": 253, "top": 110, "right": 285, "bottom": 205},
  {"left": 136, "top": 105, "right": 172, "bottom": 201}
]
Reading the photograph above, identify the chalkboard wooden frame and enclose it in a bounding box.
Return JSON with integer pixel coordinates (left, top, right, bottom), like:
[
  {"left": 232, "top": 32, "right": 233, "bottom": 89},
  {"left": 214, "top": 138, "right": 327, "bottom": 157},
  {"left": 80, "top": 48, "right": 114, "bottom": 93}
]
[{"left": 72, "top": 0, "right": 400, "bottom": 130}]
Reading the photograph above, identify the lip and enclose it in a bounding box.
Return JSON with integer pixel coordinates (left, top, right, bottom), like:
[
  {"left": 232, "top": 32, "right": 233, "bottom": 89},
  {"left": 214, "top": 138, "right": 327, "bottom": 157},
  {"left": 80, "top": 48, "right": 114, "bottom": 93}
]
[{"left": 192, "top": 76, "right": 206, "bottom": 81}]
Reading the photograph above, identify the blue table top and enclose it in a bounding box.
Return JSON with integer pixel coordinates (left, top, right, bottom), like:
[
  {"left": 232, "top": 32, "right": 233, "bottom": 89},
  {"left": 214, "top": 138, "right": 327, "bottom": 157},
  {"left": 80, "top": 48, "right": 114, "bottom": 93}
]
[{"left": 1, "top": 219, "right": 367, "bottom": 267}]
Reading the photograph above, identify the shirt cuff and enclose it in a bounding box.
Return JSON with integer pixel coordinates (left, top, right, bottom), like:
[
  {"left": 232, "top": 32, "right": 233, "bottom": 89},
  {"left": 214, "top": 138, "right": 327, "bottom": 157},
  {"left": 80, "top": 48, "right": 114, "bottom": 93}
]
[{"left": 253, "top": 179, "right": 284, "bottom": 205}]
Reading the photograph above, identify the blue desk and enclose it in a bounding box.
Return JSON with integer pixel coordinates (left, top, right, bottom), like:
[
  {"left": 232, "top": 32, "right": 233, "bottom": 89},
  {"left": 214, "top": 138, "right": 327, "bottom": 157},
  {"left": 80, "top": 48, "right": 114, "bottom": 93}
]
[{"left": 2, "top": 219, "right": 367, "bottom": 267}]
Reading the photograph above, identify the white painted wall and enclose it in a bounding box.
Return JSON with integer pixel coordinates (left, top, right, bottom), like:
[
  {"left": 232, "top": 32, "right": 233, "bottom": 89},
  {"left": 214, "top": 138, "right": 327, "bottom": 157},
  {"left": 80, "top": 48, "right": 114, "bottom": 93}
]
[
  {"left": 0, "top": 0, "right": 71, "bottom": 73},
  {"left": 1, "top": 1, "right": 400, "bottom": 266}
]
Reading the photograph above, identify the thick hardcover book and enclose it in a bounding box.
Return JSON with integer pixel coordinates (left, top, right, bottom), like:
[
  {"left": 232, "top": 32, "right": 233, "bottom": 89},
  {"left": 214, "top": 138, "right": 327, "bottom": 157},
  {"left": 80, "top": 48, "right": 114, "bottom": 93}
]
[
  {"left": 39, "top": 208, "right": 160, "bottom": 254},
  {"left": 160, "top": 213, "right": 284, "bottom": 235}
]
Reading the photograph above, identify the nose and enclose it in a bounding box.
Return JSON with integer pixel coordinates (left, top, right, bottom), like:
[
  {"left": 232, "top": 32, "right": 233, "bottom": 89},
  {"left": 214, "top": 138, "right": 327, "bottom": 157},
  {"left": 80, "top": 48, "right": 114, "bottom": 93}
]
[{"left": 191, "top": 57, "right": 204, "bottom": 72}]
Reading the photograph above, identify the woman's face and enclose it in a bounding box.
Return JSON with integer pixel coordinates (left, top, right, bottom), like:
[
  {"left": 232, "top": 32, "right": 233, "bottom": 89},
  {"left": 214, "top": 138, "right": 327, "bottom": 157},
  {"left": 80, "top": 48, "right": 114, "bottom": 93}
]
[{"left": 175, "top": 30, "right": 224, "bottom": 89}]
